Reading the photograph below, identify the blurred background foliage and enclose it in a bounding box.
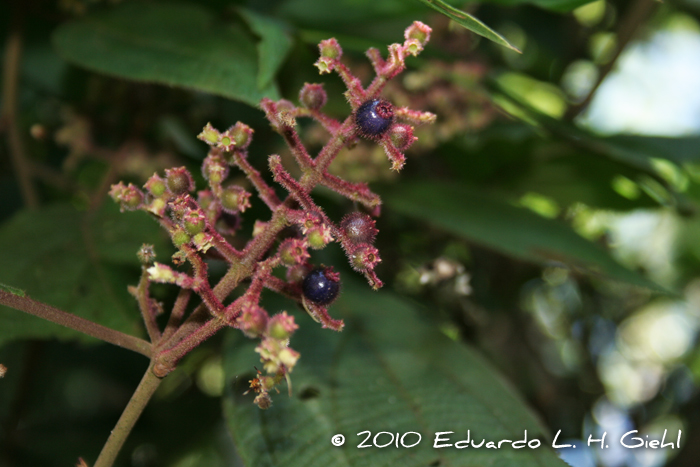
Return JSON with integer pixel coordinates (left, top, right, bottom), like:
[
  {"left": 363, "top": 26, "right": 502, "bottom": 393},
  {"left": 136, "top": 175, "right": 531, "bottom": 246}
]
[{"left": 2, "top": 0, "right": 700, "bottom": 466}]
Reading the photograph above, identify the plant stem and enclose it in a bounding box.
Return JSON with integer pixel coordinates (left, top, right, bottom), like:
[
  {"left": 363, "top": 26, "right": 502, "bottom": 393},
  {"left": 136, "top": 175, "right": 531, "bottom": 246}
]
[
  {"left": 135, "top": 269, "right": 161, "bottom": 343},
  {"left": 161, "top": 288, "right": 191, "bottom": 342},
  {"left": 2, "top": 10, "right": 38, "bottom": 209},
  {"left": 0, "top": 291, "right": 152, "bottom": 357},
  {"left": 93, "top": 365, "right": 162, "bottom": 467}
]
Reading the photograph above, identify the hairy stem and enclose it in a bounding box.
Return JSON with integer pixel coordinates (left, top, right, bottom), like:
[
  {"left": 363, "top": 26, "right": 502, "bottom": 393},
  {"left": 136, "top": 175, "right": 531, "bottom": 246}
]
[
  {"left": 0, "top": 291, "right": 152, "bottom": 357},
  {"left": 135, "top": 269, "right": 161, "bottom": 343},
  {"left": 158, "top": 317, "right": 226, "bottom": 368},
  {"left": 93, "top": 365, "right": 162, "bottom": 467},
  {"left": 161, "top": 288, "right": 191, "bottom": 342}
]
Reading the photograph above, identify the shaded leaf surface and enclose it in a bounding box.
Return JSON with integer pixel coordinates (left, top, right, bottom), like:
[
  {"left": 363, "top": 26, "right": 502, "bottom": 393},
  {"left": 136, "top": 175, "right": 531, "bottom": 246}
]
[
  {"left": 223, "top": 280, "right": 568, "bottom": 467},
  {"left": 0, "top": 203, "right": 170, "bottom": 345},
  {"left": 52, "top": 2, "right": 279, "bottom": 106},
  {"left": 239, "top": 8, "right": 294, "bottom": 90},
  {"left": 385, "top": 181, "right": 662, "bottom": 291}
]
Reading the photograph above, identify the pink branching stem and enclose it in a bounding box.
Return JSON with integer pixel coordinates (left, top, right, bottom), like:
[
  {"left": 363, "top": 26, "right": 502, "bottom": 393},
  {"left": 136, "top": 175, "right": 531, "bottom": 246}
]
[
  {"left": 132, "top": 269, "right": 161, "bottom": 343},
  {"left": 320, "top": 172, "right": 381, "bottom": 212},
  {"left": 228, "top": 149, "right": 281, "bottom": 210},
  {"left": 161, "top": 288, "right": 191, "bottom": 342}
]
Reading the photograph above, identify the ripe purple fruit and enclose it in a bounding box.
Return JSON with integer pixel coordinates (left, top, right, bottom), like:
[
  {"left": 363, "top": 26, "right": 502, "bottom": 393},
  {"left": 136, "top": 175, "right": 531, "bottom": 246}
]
[
  {"left": 355, "top": 99, "right": 394, "bottom": 137},
  {"left": 302, "top": 268, "right": 340, "bottom": 305}
]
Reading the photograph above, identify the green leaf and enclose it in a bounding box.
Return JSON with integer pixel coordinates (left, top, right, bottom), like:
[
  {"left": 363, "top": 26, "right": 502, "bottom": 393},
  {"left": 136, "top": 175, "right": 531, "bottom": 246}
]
[
  {"left": 415, "top": 0, "right": 521, "bottom": 52},
  {"left": 223, "top": 280, "right": 568, "bottom": 467},
  {"left": 239, "top": 8, "right": 294, "bottom": 90},
  {"left": 0, "top": 203, "right": 171, "bottom": 345},
  {"left": 384, "top": 181, "right": 664, "bottom": 292},
  {"left": 481, "top": 0, "right": 594, "bottom": 13},
  {"left": 52, "top": 2, "right": 279, "bottom": 106},
  {"left": 276, "top": 0, "right": 424, "bottom": 30},
  {"left": 604, "top": 135, "right": 700, "bottom": 165},
  {"left": 0, "top": 283, "right": 26, "bottom": 297}
]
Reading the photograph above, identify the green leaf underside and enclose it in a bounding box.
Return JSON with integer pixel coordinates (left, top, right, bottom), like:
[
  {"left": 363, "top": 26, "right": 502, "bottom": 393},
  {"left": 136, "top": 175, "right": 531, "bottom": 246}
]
[
  {"left": 52, "top": 2, "right": 279, "bottom": 106},
  {"left": 223, "top": 280, "right": 568, "bottom": 467},
  {"left": 239, "top": 8, "right": 294, "bottom": 90},
  {"left": 0, "top": 203, "right": 170, "bottom": 345},
  {"left": 385, "top": 182, "right": 663, "bottom": 292},
  {"left": 415, "top": 0, "right": 521, "bottom": 52}
]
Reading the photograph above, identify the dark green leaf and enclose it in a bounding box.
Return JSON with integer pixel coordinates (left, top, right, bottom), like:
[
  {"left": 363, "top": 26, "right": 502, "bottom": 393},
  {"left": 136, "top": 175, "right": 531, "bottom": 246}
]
[
  {"left": 604, "top": 135, "right": 700, "bottom": 165},
  {"left": 415, "top": 0, "right": 521, "bottom": 52},
  {"left": 223, "top": 280, "right": 568, "bottom": 467},
  {"left": 0, "top": 203, "right": 171, "bottom": 345},
  {"left": 385, "top": 181, "right": 664, "bottom": 291},
  {"left": 52, "top": 2, "right": 279, "bottom": 106},
  {"left": 276, "top": 0, "right": 424, "bottom": 30},
  {"left": 482, "top": 0, "right": 594, "bottom": 13},
  {"left": 239, "top": 8, "right": 294, "bottom": 90}
]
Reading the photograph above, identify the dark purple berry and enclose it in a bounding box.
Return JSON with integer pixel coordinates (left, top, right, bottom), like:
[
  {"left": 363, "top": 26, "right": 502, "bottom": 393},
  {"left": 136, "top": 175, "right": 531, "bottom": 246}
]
[
  {"left": 302, "top": 268, "right": 340, "bottom": 305},
  {"left": 340, "top": 212, "right": 377, "bottom": 244},
  {"left": 355, "top": 99, "right": 394, "bottom": 137}
]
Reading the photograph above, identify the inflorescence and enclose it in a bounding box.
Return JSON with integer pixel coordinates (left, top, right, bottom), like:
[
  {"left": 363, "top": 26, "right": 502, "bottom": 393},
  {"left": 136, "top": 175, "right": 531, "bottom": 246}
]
[{"left": 109, "top": 21, "right": 436, "bottom": 408}]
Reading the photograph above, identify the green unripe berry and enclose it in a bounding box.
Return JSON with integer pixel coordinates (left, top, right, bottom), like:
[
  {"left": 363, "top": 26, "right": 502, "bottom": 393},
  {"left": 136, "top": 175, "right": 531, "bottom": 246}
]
[{"left": 172, "top": 229, "right": 190, "bottom": 247}]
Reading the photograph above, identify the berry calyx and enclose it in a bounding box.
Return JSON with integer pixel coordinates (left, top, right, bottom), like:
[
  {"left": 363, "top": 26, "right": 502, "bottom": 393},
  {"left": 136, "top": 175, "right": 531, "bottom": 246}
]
[
  {"left": 355, "top": 99, "right": 394, "bottom": 138},
  {"left": 302, "top": 268, "right": 340, "bottom": 305},
  {"left": 165, "top": 167, "right": 194, "bottom": 195},
  {"left": 389, "top": 124, "right": 416, "bottom": 151},
  {"left": 340, "top": 212, "right": 378, "bottom": 244},
  {"left": 299, "top": 83, "right": 327, "bottom": 110}
]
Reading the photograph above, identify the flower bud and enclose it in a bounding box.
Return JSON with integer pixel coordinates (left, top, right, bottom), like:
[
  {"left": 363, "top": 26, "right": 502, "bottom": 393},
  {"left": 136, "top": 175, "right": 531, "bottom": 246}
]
[
  {"left": 299, "top": 83, "right": 327, "bottom": 110},
  {"left": 109, "top": 182, "right": 144, "bottom": 211},
  {"left": 229, "top": 122, "right": 253, "bottom": 149},
  {"left": 340, "top": 212, "right": 377, "bottom": 244},
  {"left": 237, "top": 304, "right": 269, "bottom": 338},
  {"left": 165, "top": 167, "right": 194, "bottom": 195},
  {"left": 404, "top": 21, "right": 431, "bottom": 47},
  {"left": 267, "top": 312, "right": 298, "bottom": 340},
  {"left": 197, "top": 122, "right": 221, "bottom": 146},
  {"left": 202, "top": 153, "right": 229, "bottom": 185},
  {"left": 349, "top": 244, "right": 381, "bottom": 271},
  {"left": 220, "top": 185, "right": 252, "bottom": 213},
  {"left": 171, "top": 228, "right": 191, "bottom": 248},
  {"left": 404, "top": 38, "right": 423, "bottom": 57},
  {"left": 314, "top": 56, "right": 334, "bottom": 74},
  {"left": 319, "top": 38, "right": 341, "bottom": 59},
  {"left": 183, "top": 209, "right": 206, "bottom": 235},
  {"left": 254, "top": 392, "right": 272, "bottom": 409},
  {"left": 278, "top": 238, "right": 310, "bottom": 266},
  {"left": 389, "top": 124, "right": 416, "bottom": 151},
  {"left": 192, "top": 231, "right": 213, "bottom": 253},
  {"left": 306, "top": 224, "right": 333, "bottom": 249},
  {"left": 144, "top": 173, "right": 167, "bottom": 197},
  {"left": 137, "top": 244, "right": 156, "bottom": 264},
  {"left": 279, "top": 347, "right": 300, "bottom": 369}
]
